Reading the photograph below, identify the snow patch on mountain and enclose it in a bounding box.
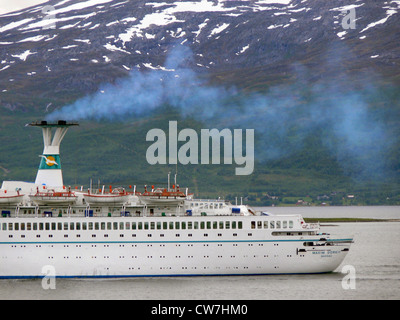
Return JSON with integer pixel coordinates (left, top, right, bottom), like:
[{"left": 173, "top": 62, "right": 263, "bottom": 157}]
[
  {"left": 360, "top": 7, "right": 398, "bottom": 33},
  {"left": 11, "top": 50, "right": 36, "bottom": 61}
]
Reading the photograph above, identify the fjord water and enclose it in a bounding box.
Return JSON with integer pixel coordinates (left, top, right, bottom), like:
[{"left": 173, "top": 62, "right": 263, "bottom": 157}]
[{"left": 0, "top": 206, "right": 399, "bottom": 300}]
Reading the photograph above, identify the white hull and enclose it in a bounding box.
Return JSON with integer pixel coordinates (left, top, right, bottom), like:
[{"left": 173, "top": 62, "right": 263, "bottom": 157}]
[
  {"left": 0, "top": 216, "right": 352, "bottom": 278},
  {"left": 0, "top": 195, "right": 24, "bottom": 204},
  {"left": 138, "top": 196, "right": 185, "bottom": 206},
  {"left": 29, "top": 195, "right": 77, "bottom": 206},
  {"left": 83, "top": 194, "right": 130, "bottom": 205}
]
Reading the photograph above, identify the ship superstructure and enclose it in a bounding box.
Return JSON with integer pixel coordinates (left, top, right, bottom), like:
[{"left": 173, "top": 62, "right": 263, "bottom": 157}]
[{"left": 0, "top": 121, "right": 352, "bottom": 278}]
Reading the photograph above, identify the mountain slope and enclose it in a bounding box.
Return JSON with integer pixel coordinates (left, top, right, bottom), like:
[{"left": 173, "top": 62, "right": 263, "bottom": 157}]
[
  {"left": 0, "top": 0, "right": 399, "bottom": 108},
  {"left": 0, "top": 0, "right": 399, "bottom": 204}
]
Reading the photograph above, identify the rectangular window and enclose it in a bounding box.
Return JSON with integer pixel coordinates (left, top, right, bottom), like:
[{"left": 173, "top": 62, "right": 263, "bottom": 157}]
[
  {"left": 207, "top": 221, "right": 211, "bottom": 229},
  {"left": 150, "top": 222, "right": 155, "bottom": 230},
  {"left": 45, "top": 223, "right": 50, "bottom": 231},
  {"left": 64, "top": 222, "right": 69, "bottom": 230},
  {"left": 95, "top": 222, "right": 100, "bottom": 230},
  {"left": 238, "top": 221, "right": 243, "bottom": 229},
  {"left": 101, "top": 222, "right": 105, "bottom": 230},
  {"left": 82, "top": 222, "right": 87, "bottom": 230},
  {"left": 113, "top": 222, "right": 118, "bottom": 230},
  {"left": 27, "top": 223, "right": 32, "bottom": 231},
  {"left": 181, "top": 222, "right": 186, "bottom": 230},
  {"left": 194, "top": 221, "right": 199, "bottom": 229},
  {"left": 257, "top": 221, "right": 262, "bottom": 229},
  {"left": 169, "top": 222, "right": 174, "bottom": 230},
  {"left": 21, "top": 223, "right": 25, "bottom": 231},
  {"left": 270, "top": 221, "right": 275, "bottom": 229},
  {"left": 213, "top": 221, "right": 218, "bottom": 229},
  {"left": 107, "top": 222, "right": 112, "bottom": 230},
  {"left": 276, "top": 221, "right": 281, "bottom": 229},
  {"left": 283, "top": 221, "right": 287, "bottom": 228},
  {"left": 175, "top": 222, "right": 180, "bottom": 230},
  {"left": 264, "top": 221, "right": 268, "bottom": 229},
  {"left": 132, "top": 222, "right": 136, "bottom": 230},
  {"left": 232, "top": 221, "right": 236, "bottom": 229},
  {"left": 289, "top": 220, "right": 294, "bottom": 229},
  {"left": 138, "top": 222, "right": 143, "bottom": 230},
  {"left": 76, "top": 222, "right": 81, "bottom": 230},
  {"left": 163, "top": 222, "right": 168, "bottom": 230},
  {"left": 200, "top": 221, "right": 205, "bottom": 229},
  {"left": 119, "top": 222, "right": 124, "bottom": 230},
  {"left": 157, "top": 222, "right": 161, "bottom": 230},
  {"left": 51, "top": 223, "right": 56, "bottom": 230},
  {"left": 144, "top": 222, "right": 149, "bottom": 230},
  {"left": 57, "top": 222, "right": 62, "bottom": 230},
  {"left": 14, "top": 223, "right": 19, "bottom": 231},
  {"left": 70, "top": 222, "right": 75, "bottom": 230},
  {"left": 226, "top": 221, "right": 230, "bottom": 229},
  {"left": 89, "top": 222, "right": 93, "bottom": 230},
  {"left": 188, "top": 221, "right": 193, "bottom": 229},
  {"left": 125, "top": 222, "right": 130, "bottom": 230}
]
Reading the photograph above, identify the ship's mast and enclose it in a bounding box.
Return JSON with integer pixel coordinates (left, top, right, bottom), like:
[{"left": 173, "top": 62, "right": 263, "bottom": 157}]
[{"left": 28, "top": 120, "right": 78, "bottom": 188}]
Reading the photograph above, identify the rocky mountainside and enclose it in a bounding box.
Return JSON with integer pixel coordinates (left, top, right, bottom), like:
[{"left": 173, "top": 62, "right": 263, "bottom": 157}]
[{"left": 0, "top": 0, "right": 399, "bottom": 110}]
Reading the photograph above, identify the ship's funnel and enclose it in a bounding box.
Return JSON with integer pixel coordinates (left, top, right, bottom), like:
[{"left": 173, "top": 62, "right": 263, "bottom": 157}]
[{"left": 29, "top": 120, "right": 78, "bottom": 187}]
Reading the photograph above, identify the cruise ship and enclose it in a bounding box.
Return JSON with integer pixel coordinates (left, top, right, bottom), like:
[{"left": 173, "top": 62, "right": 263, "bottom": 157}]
[{"left": 0, "top": 121, "right": 353, "bottom": 278}]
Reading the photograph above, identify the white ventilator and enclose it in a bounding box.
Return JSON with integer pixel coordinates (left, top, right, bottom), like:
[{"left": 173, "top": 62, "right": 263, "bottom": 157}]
[{"left": 29, "top": 120, "right": 78, "bottom": 187}]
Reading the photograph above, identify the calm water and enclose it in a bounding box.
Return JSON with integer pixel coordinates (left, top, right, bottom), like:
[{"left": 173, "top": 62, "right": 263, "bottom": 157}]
[{"left": 0, "top": 206, "right": 399, "bottom": 300}]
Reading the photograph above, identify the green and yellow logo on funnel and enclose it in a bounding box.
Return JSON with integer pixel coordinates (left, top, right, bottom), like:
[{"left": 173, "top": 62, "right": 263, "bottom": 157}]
[{"left": 39, "top": 155, "right": 61, "bottom": 169}]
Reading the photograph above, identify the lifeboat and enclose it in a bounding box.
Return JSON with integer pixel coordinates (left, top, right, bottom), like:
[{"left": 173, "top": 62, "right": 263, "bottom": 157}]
[
  {"left": 83, "top": 187, "right": 131, "bottom": 205},
  {"left": 29, "top": 187, "right": 77, "bottom": 205},
  {"left": 138, "top": 186, "right": 186, "bottom": 206},
  {"left": 0, "top": 190, "right": 24, "bottom": 204}
]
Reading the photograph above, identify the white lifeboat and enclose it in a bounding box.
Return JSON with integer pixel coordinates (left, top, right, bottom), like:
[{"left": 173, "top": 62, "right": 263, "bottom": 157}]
[
  {"left": 138, "top": 186, "right": 186, "bottom": 206},
  {"left": 0, "top": 189, "right": 24, "bottom": 204},
  {"left": 83, "top": 187, "right": 131, "bottom": 205},
  {"left": 29, "top": 187, "right": 77, "bottom": 205}
]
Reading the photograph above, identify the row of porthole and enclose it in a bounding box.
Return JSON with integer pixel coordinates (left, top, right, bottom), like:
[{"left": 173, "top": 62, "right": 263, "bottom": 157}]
[
  {"left": 7, "top": 243, "right": 279, "bottom": 249},
  {"left": 41, "top": 254, "right": 277, "bottom": 260},
  {"left": 6, "top": 232, "right": 249, "bottom": 239}
]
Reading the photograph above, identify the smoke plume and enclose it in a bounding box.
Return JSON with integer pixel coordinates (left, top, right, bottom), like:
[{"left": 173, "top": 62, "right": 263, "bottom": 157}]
[{"left": 46, "top": 44, "right": 394, "bottom": 181}]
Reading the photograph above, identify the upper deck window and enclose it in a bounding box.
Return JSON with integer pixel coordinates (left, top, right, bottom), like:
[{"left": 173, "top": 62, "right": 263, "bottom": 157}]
[{"left": 270, "top": 221, "right": 275, "bottom": 229}]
